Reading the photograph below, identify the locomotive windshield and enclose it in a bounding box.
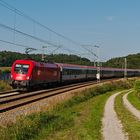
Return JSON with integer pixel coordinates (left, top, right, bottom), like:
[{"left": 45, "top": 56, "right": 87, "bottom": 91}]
[{"left": 14, "top": 64, "right": 29, "bottom": 74}]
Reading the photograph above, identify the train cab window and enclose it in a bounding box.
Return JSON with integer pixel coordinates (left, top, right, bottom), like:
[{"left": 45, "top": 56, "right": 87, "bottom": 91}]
[
  {"left": 14, "top": 64, "right": 29, "bottom": 74},
  {"left": 22, "top": 65, "right": 29, "bottom": 73}
]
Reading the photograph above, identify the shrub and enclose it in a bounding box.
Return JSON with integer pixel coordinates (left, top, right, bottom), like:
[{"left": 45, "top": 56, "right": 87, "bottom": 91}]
[
  {"left": 134, "top": 80, "right": 140, "bottom": 93},
  {"left": 0, "top": 78, "right": 135, "bottom": 139},
  {"left": 0, "top": 80, "right": 12, "bottom": 91},
  {"left": 3, "top": 69, "right": 10, "bottom": 73}
]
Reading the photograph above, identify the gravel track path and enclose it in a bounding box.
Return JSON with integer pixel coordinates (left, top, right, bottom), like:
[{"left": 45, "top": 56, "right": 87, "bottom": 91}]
[
  {"left": 123, "top": 91, "right": 140, "bottom": 121},
  {"left": 102, "top": 92, "right": 128, "bottom": 140}
]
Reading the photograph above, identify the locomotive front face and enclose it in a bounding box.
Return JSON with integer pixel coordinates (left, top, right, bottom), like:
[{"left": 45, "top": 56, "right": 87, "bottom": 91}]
[
  {"left": 12, "top": 64, "right": 30, "bottom": 80},
  {"left": 10, "top": 62, "right": 31, "bottom": 89}
]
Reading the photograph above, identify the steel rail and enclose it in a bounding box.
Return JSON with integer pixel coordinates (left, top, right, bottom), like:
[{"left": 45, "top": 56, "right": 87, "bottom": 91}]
[
  {"left": 0, "top": 80, "right": 100, "bottom": 113},
  {"left": 0, "top": 90, "right": 19, "bottom": 98},
  {"left": 0, "top": 78, "right": 120, "bottom": 113},
  {"left": 0, "top": 80, "right": 96, "bottom": 104}
]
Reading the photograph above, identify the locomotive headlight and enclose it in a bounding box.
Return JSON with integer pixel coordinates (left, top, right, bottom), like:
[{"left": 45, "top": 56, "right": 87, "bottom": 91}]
[
  {"left": 11, "top": 75, "right": 13, "bottom": 78},
  {"left": 26, "top": 76, "right": 30, "bottom": 80}
]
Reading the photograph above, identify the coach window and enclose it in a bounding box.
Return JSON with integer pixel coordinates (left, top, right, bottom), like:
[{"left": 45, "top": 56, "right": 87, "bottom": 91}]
[{"left": 63, "top": 69, "right": 67, "bottom": 75}]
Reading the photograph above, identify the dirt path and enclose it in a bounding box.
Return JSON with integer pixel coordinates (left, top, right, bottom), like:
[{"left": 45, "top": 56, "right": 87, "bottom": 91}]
[
  {"left": 102, "top": 92, "right": 128, "bottom": 140},
  {"left": 123, "top": 91, "right": 140, "bottom": 121}
]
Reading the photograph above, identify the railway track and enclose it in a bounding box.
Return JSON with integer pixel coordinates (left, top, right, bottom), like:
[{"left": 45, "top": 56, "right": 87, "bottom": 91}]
[
  {"left": 0, "top": 79, "right": 119, "bottom": 113},
  {"left": 0, "top": 90, "right": 19, "bottom": 98},
  {"left": 0, "top": 80, "right": 99, "bottom": 113}
]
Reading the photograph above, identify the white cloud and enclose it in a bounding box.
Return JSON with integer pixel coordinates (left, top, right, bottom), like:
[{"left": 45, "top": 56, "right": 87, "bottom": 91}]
[{"left": 106, "top": 16, "right": 115, "bottom": 21}]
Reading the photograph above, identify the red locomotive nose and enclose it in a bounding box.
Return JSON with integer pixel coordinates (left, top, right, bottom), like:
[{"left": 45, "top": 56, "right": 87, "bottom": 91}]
[
  {"left": 10, "top": 60, "right": 33, "bottom": 90},
  {"left": 14, "top": 74, "right": 27, "bottom": 81},
  {"left": 12, "top": 63, "right": 30, "bottom": 81}
]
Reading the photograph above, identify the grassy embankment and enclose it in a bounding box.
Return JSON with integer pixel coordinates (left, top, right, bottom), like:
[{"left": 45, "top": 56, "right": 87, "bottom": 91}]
[
  {"left": 0, "top": 79, "right": 133, "bottom": 140},
  {"left": 0, "top": 67, "right": 11, "bottom": 71},
  {"left": 0, "top": 80, "right": 12, "bottom": 91},
  {"left": 127, "top": 80, "right": 140, "bottom": 111},
  {"left": 115, "top": 86, "right": 140, "bottom": 140},
  {"left": 127, "top": 91, "right": 140, "bottom": 111},
  {"left": 0, "top": 67, "right": 11, "bottom": 91}
]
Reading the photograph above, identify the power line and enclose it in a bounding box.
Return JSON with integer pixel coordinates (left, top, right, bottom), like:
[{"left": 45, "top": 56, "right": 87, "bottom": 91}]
[
  {"left": 0, "top": 39, "right": 82, "bottom": 61},
  {"left": 0, "top": 39, "right": 30, "bottom": 48},
  {"left": 0, "top": 39, "right": 42, "bottom": 52},
  {"left": 0, "top": 0, "right": 98, "bottom": 60},
  {"left": 0, "top": 23, "right": 80, "bottom": 55},
  {"left": 0, "top": 22, "right": 80, "bottom": 55},
  {"left": 0, "top": 22, "right": 59, "bottom": 47},
  {"left": 0, "top": 0, "right": 81, "bottom": 46}
]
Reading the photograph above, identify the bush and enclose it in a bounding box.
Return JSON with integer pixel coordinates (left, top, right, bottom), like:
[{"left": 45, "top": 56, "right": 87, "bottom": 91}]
[
  {"left": 3, "top": 69, "right": 10, "bottom": 73},
  {"left": 0, "top": 80, "right": 12, "bottom": 91},
  {"left": 0, "top": 79, "right": 135, "bottom": 139},
  {"left": 134, "top": 80, "right": 140, "bottom": 93}
]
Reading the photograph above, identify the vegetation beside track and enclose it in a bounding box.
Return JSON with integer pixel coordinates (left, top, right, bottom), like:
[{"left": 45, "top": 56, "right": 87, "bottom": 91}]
[
  {"left": 0, "top": 80, "right": 12, "bottom": 91},
  {"left": 0, "top": 79, "right": 134, "bottom": 140},
  {"left": 134, "top": 80, "right": 140, "bottom": 93},
  {"left": 0, "top": 67, "right": 11, "bottom": 72},
  {"left": 127, "top": 91, "right": 140, "bottom": 111},
  {"left": 115, "top": 92, "right": 140, "bottom": 140},
  {"left": 127, "top": 80, "right": 140, "bottom": 111}
]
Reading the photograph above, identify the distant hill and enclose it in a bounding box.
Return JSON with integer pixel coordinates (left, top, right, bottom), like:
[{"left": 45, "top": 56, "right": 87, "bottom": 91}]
[
  {"left": 0, "top": 51, "right": 94, "bottom": 67},
  {"left": 103, "top": 53, "right": 140, "bottom": 69},
  {"left": 0, "top": 51, "right": 140, "bottom": 69}
]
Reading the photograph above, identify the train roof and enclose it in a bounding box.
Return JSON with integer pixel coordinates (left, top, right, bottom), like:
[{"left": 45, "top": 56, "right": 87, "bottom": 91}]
[
  {"left": 12, "top": 59, "right": 140, "bottom": 72},
  {"left": 57, "top": 63, "right": 140, "bottom": 71},
  {"left": 56, "top": 63, "right": 96, "bottom": 70},
  {"left": 101, "top": 67, "right": 140, "bottom": 72},
  {"left": 13, "top": 59, "right": 59, "bottom": 68}
]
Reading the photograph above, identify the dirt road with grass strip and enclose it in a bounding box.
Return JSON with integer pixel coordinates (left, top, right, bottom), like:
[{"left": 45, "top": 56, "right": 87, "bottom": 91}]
[
  {"left": 102, "top": 92, "right": 128, "bottom": 140},
  {"left": 123, "top": 91, "right": 140, "bottom": 121}
]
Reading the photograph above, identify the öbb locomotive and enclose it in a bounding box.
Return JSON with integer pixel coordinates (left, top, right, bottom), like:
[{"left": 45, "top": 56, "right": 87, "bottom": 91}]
[{"left": 10, "top": 59, "right": 140, "bottom": 90}]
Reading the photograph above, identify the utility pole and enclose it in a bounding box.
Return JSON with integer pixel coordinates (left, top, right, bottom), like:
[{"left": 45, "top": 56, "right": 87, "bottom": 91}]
[
  {"left": 42, "top": 46, "right": 48, "bottom": 61},
  {"left": 42, "top": 45, "right": 62, "bottom": 62},
  {"left": 124, "top": 57, "right": 127, "bottom": 78},
  {"left": 94, "top": 45, "right": 100, "bottom": 82},
  {"left": 81, "top": 44, "right": 100, "bottom": 82},
  {"left": 94, "top": 60, "right": 96, "bottom": 67}
]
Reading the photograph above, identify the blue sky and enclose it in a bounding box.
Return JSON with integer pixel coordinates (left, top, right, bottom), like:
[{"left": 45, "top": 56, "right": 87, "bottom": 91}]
[{"left": 0, "top": 0, "right": 140, "bottom": 61}]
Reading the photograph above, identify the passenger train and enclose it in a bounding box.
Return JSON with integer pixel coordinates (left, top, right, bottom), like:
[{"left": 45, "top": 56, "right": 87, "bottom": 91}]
[{"left": 9, "top": 59, "right": 140, "bottom": 90}]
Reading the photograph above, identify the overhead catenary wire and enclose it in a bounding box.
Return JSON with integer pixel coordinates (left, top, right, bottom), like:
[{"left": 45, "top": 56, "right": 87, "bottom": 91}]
[
  {"left": 0, "top": 39, "right": 42, "bottom": 51},
  {"left": 0, "top": 0, "right": 98, "bottom": 61},
  {"left": 0, "top": 0, "right": 81, "bottom": 47},
  {"left": 0, "top": 22, "right": 80, "bottom": 54},
  {"left": 0, "top": 39, "right": 30, "bottom": 48},
  {"left": 0, "top": 22, "right": 59, "bottom": 48},
  {"left": 0, "top": 39, "right": 80, "bottom": 59}
]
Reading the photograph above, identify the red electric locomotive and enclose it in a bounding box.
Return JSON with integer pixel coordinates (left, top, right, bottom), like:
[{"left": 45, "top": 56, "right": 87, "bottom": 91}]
[{"left": 10, "top": 59, "right": 60, "bottom": 90}]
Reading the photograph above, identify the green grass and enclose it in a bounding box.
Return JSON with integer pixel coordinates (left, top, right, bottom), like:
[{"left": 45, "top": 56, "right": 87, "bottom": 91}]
[
  {"left": 0, "top": 79, "right": 134, "bottom": 140},
  {"left": 115, "top": 92, "right": 140, "bottom": 140},
  {"left": 127, "top": 91, "right": 140, "bottom": 111},
  {"left": 134, "top": 80, "right": 140, "bottom": 93},
  {"left": 0, "top": 80, "right": 12, "bottom": 91},
  {"left": 35, "top": 92, "right": 111, "bottom": 140},
  {"left": 0, "top": 67, "right": 11, "bottom": 71}
]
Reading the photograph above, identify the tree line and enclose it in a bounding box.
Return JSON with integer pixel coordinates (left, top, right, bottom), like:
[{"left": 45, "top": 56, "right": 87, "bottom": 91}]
[
  {"left": 0, "top": 51, "right": 94, "bottom": 67},
  {"left": 0, "top": 51, "right": 140, "bottom": 69},
  {"left": 104, "top": 53, "right": 140, "bottom": 69}
]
